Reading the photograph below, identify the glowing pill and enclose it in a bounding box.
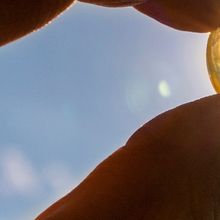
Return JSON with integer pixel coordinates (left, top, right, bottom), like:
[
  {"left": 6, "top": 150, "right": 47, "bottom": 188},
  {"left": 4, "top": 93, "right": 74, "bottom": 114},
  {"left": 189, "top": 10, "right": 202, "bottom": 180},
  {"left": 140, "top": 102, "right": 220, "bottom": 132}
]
[{"left": 207, "top": 28, "right": 220, "bottom": 93}]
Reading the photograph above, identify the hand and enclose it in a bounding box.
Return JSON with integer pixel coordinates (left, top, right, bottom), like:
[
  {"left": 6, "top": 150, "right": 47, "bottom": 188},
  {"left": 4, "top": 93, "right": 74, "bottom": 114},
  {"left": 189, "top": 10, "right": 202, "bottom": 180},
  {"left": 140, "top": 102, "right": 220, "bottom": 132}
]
[
  {"left": 0, "top": 0, "right": 219, "bottom": 46},
  {"left": 36, "top": 95, "right": 220, "bottom": 219},
  {"left": 2, "top": 1, "right": 219, "bottom": 219}
]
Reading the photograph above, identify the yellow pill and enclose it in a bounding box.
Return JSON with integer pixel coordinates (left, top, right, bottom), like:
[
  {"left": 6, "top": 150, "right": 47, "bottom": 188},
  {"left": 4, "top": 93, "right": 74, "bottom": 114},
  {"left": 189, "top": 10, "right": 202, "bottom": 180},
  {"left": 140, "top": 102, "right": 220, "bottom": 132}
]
[{"left": 207, "top": 28, "right": 220, "bottom": 93}]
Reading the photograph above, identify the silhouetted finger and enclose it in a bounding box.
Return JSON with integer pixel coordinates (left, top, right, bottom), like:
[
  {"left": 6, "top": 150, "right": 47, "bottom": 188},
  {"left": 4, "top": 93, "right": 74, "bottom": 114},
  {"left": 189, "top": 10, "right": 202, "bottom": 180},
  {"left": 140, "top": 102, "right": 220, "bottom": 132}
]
[
  {"left": 135, "top": 0, "right": 220, "bottom": 32},
  {"left": 36, "top": 94, "right": 220, "bottom": 219},
  {"left": 0, "top": 0, "right": 75, "bottom": 46},
  {"left": 78, "top": 0, "right": 146, "bottom": 8}
]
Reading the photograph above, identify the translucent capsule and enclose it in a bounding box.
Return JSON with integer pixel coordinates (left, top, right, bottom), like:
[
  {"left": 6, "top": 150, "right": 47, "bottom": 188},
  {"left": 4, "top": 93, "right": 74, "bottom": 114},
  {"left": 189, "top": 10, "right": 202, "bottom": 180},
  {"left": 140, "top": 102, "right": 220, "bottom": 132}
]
[{"left": 207, "top": 28, "right": 220, "bottom": 93}]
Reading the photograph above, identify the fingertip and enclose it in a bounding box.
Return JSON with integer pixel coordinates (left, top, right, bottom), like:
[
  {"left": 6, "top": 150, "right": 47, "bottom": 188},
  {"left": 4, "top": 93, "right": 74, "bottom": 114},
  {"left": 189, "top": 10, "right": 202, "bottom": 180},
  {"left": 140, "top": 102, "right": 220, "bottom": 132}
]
[
  {"left": 0, "top": 0, "right": 75, "bottom": 46},
  {"left": 134, "top": 0, "right": 220, "bottom": 32},
  {"left": 127, "top": 94, "right": 220, "bottom": 150}
]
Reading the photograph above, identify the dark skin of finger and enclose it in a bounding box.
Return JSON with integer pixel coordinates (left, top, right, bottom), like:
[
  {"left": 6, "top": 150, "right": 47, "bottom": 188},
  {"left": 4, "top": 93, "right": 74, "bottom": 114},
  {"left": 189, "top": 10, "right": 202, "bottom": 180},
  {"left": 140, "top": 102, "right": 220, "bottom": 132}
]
[
  {"left": 2, "top": 0, "right": 219, "bottom": 219},
  {"left": 0, "top": 0, "right": 74, "bottom": 46},
  {"left": 0, "top": 0, "right": 220, "bottom": 47},
  {"left": 135, "top": 0, "right": 220, "bottom": 32},
  {"left": 77, "top": 0, "right": 145, "bottom": 9},
  {"left": 36, "top": 95, "right": 220, "bottom": 220}
]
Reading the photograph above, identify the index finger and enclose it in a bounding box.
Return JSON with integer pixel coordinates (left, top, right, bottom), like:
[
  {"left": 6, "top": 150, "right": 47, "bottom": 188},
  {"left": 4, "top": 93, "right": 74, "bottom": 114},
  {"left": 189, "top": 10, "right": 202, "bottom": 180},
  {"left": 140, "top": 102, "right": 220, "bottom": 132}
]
[
  {"left": 135, "top": 0, "right": 220, "bottom": 32},
  {"left": 0, "top": 0, "right": 75, "bottom": 46}
]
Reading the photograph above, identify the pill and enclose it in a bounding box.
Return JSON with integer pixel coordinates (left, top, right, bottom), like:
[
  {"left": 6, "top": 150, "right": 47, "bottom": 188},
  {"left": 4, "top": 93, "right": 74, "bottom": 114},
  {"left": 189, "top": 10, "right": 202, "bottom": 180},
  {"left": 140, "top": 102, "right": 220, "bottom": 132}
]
[{"left": 207, "top": 28, "right": 220, "bottom": 93}]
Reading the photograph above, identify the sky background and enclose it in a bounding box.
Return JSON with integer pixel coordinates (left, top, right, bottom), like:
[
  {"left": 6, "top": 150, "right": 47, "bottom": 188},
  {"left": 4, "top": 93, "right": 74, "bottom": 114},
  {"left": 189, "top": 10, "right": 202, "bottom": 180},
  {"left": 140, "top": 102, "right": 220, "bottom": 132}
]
[{"left": 0, "top": 2, "right": 214, "bottom": 220}]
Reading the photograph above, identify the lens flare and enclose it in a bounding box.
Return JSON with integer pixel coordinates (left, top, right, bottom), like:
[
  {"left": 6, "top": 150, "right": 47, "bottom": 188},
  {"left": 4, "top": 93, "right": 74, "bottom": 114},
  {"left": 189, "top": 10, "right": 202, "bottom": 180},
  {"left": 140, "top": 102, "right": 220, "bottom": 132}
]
[{"left": 158, "top": 80, "right": 171, "bottom": 98}]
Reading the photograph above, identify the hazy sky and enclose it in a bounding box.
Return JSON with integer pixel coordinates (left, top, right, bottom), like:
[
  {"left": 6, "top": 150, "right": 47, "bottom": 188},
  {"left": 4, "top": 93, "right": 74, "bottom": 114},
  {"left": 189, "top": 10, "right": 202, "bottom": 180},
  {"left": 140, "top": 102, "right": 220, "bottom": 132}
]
[{"left": 0, "top": 2, "right": 214, "bottom": 220}]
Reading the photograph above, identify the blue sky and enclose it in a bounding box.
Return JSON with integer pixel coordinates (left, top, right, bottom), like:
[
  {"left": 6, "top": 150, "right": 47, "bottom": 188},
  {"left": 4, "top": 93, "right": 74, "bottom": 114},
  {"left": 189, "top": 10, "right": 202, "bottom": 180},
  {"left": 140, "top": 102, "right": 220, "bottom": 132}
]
[{"left": 0, "top": 2, "right": 214, "bottom": 220}]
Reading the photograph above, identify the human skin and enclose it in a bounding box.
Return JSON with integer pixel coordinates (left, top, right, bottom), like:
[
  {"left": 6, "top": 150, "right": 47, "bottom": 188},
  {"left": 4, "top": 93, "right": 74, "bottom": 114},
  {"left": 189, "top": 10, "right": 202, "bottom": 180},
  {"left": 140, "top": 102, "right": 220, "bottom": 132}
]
[
  {"left": 76, "top": 0, "right": 146, "bottom": 8},
  {"left": 36, "top": 95, "right": 220, "bottom": 220},
  {"left": 0, "top": 0, "right": 75, "bottom": 46},
  {"left": 1, "top": 0, "right": 220, "bottom": 219},
  {"left": 0, "top": 0, "right": 220, "bottom": 47},
  {"left": 134, "top": 0, "right": 220, "bottom": 32}
]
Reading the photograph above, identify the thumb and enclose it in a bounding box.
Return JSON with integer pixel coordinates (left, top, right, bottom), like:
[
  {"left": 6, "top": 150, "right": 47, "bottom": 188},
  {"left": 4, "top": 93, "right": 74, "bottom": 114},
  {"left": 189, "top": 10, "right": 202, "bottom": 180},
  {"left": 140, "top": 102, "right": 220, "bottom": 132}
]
[{"left": 36, "top": 94, "right": 220, "bottom": 219}]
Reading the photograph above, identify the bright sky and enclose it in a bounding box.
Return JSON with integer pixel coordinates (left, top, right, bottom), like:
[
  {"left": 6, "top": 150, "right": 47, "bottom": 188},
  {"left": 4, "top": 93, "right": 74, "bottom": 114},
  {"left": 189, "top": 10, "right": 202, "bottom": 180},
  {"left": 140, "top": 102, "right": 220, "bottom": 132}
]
[{"left": 0, "top": 2, "right": 214, "bottom": 220}]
